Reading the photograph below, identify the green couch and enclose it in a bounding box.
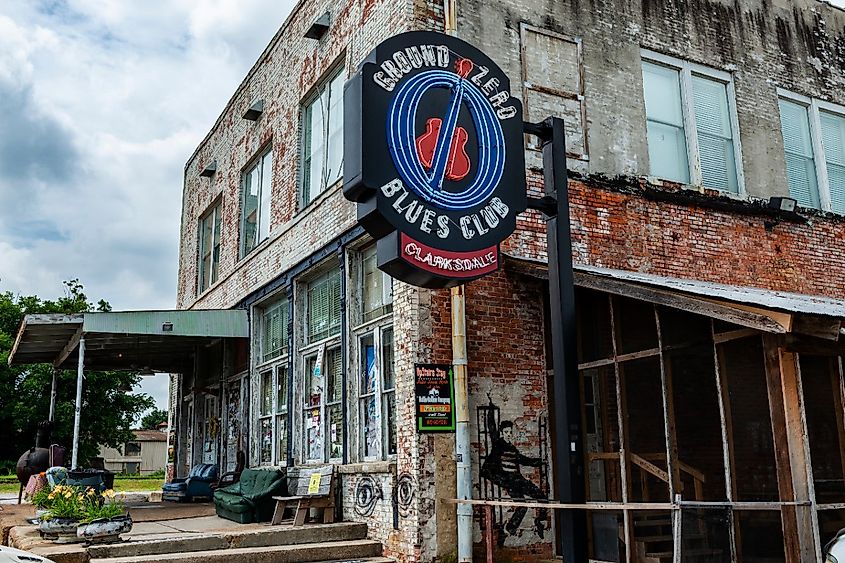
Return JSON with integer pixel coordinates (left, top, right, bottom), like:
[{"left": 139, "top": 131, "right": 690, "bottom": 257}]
[{"left": 213, "top": 468, "right": 287, "bottom": 523}]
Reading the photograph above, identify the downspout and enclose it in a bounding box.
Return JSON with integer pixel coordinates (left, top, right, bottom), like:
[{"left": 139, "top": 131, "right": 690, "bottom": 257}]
[
  {"left": 443, "top": 4, "right": 471, "bottom": 562},
  {"left": 452, "top": 287, "right": 472, "bottom": 563}
]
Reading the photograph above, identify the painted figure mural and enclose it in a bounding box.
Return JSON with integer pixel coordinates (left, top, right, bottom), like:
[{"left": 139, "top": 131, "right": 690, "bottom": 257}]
[{"left": 480, "top": 395, "right": 548, "bottom": 541}]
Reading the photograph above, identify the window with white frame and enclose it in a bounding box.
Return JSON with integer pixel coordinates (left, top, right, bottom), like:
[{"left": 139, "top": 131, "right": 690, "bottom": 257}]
[
  {"left": 354, "top": 245, "right": 396, "bottom": 461},
  {"left": 778, "top": 91, "right": 845, "bottom": 214},
  {"left": 198, "top": 201, "right": 221, "bottom": 293},
  {"left": 362, "top": 244, "right": 393, "bottom": 323},
  {"left": 641, "top": 52, "right": 744, "bottom": 194},
  {"left": 301, "top": 268, "right": 344, "bottom": 463},
  {"left": 301, "top": 69, "right": 345, "bottom": 206},
  {"left": 256, "top": 295, "right": 290, "bottom": 466},
  {"left": 241, "top": 147, "right": 273, "bottom": 257}
]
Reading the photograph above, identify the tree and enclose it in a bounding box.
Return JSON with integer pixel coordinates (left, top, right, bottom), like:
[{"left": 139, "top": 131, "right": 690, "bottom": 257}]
[
  {"left": 140, "top": 409, "right": 168, "bottom": 430},
  {"left": 0, "top": 280, "right": 154, "bottom": 467}
]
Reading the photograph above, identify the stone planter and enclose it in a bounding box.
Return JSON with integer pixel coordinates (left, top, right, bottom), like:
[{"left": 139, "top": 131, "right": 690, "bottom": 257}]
[
  {"left": 34, "top": 508, "right": 49, "bottom": 521},
  {"left": 76, "top": 514, "right": 132, "bottom": 544},
  {"left": 39, "top": 517, "right": 84, "bottom": 543}
]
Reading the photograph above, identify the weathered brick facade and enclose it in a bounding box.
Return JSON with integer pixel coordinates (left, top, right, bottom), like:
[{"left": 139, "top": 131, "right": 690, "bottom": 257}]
[{"left": 174, "top": 0, "right": 845, "bottom": 559}]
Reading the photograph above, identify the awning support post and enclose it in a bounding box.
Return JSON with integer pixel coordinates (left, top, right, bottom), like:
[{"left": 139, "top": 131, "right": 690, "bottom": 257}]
[
  {"left": 71, "top": 337, "right": 85, "bottom": 470},
  {"left": 525, "top": 117, "right": 587, "bottom": 561},
  {"left": 49, "top": 367, "right": 58, "bottom": 422}
]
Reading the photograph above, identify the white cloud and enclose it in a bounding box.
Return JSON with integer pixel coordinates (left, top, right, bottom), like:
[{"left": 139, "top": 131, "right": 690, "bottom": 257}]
[{"left": 0, "top": 0, "right": 295, "bottom": 410}]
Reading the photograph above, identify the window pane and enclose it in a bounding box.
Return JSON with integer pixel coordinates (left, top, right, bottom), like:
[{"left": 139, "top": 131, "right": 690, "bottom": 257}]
[
  {"left": 385, "top": 391, "right": 396, "bottom": 456},
  {"left": 262, "top": 298, "right": 288, "bottom": 363},
  {"left": 260, "top": 370, "right": 272, "bottom": 416},
  {"left": 307, "top": 270, "right": 341, "bottom": 342},
  {"left": 328, "top": 404, "right": 343, "bottom": 459},
  {"left": 692, "top": 75, "right": 738, "bottom": 193},
  {"left": 362, "top": 245, "right": 393, "bottom": 322},
  {"left": 303, "top": 95, "right": 325, "bottom": 205},
  {"left": 276, "top": 366, "right": 288, "bottom": 413},
  {"left": 211, "top": 206, "right": 221, "bottom": 284},
  {"left": 779, "top": 99, "right": 820, "bottom": 209},
  {"left": 327, "top": 347, "right": 342, "bottom": 404},
  {"left": 276, "top": 414, "right": 287, "bottom": 464},
  {"left": 199, "top": 212, "right": 212, "bottom": 292},
  {"left": 642, "top": 62, "right": 684, "bottom": 127},
  {"left": 242, "top": 164, "right": 260, "bottom": 255},
  {"left": 820, "top": 110, "right": 845, "bottom": 214},
  {"left": 382, "top": 327, "right": 395, "bottom": 390},
  {"left": 361, "top": 334, "right": 376, "bottom": 394},
  {"left": 643, "top": 62, "right": 689, "bottom": 184},
  {"left": 258, "top": 151, "right": 273, "bottom": 242},
  {"left": 326, "top": 72, "right": 344, "bottom": 187},
  {"left": 362, "top": 396, "right": 379, "bottom": 458},
  {"left": 260, "top": 418, "right": 272, "bottom": 464},
  {"left": 304, "top": 356, "right": 323, "bottom": 461}
]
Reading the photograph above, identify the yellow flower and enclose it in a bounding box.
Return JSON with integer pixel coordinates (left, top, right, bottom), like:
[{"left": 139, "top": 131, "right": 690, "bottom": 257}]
[
  {"left": 103, "top": 489, "right": 115, "bottom": 499},
  {"left": 87, "top": 489, "right": 95, "bottom": 496},
  {"left": 64, "top": 492, "right": 72, "bottom": 498}
]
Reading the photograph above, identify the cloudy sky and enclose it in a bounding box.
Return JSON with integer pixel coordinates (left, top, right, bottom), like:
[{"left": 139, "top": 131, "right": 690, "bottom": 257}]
[
  {"left": 2, "top": 0, "right": 845, "bottom": 414},
  {"left": 0, "top": 0, "right": 295, "bottom": 413}
]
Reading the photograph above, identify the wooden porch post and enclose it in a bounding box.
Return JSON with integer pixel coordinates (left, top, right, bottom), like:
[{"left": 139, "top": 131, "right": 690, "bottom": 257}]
[{"left": 762, "top": 335, "right": 817, "bottom": 562}]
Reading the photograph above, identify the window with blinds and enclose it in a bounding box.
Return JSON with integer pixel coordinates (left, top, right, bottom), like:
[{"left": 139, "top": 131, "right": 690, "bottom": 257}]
[
  {"left": 778, "top": 92, "right": 845, "bottom": 215},
  {"left": 641, "top": 53, "right": 742, "bottom": 194},
  {"left": 261, "top": 298, "right": 289, "bottom": 363},
  {"left": 692, "top": 75, "right": 738, "bottom": 193},
  {"left": 779, "top": 99, "right": 820, "bottom": 209},
  {"left": 821, "top": 111, "right": 845, "bottom": 215},
  {"left": 307, "top": 270, "right": 341, "bottom": 342}
]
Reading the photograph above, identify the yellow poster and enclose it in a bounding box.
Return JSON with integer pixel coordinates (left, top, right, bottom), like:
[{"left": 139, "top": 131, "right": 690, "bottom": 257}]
[{"left": 308, "top": 472, "right": 321, "bottom": 494}]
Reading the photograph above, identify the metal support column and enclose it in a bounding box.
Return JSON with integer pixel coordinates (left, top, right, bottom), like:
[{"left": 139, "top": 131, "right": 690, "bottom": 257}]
[
  {"left": 49, "top": 367, "right": 59, "bottom": 422},
  {"left": 526, "top": 117, "right": 587, "bottom": 561},
  {"left": 71, "top": 337, "right": 85, "bottom": 470}
]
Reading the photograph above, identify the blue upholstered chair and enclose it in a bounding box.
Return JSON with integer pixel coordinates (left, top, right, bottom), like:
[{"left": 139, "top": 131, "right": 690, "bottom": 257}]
[{"left": 162, "top": 464, "right": 218, "bottom": 502}]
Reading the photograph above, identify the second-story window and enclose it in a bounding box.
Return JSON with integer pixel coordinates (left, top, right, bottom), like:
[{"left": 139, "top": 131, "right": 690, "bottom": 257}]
[
  {"left": 301, "top": 69, "right": 344, "bottom": 207},
  {"left": 779, "top": 91, "right": 845, "bottom": 215},
  {"left": 198, "top": 201, "right": 221, "bottom": 293},
  {"left": 241, "top": 147, "right": 273, "bottom": 258},
  {"left": 641, "top": 51, "right": 743, "bottom": 194},
  {"left": 362, "top": 244, "right": 393, "bottom": 323}
]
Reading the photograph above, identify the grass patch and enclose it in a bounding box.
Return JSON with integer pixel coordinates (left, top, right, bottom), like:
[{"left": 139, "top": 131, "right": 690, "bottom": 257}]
[{"left": 0, "top": 478, "right": 164, "bottom": 495}]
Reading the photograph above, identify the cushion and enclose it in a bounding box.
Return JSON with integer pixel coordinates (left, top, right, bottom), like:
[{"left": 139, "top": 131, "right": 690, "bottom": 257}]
[
  {"left": 188, "top": 464, "right": 217, "bottom": 479},
  {"left": 162, "top": 481, "right": 187, "bottom": 492}
]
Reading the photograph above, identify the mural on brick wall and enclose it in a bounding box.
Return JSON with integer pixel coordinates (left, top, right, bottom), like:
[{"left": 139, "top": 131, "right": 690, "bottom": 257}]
[
  {"left": 393, "top": 472, "right": 416, "bottom": 518},
  {"left": 478, "top": 394, "right": 549, "bottom": 544},
  {"left": 354, "top": 474, "right": 384, "bottom": 517}
]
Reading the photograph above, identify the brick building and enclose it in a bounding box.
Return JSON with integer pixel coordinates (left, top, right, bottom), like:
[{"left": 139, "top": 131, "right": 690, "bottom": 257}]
[{"left": 171, "top": 0, "right": 845, "bottom": 560}]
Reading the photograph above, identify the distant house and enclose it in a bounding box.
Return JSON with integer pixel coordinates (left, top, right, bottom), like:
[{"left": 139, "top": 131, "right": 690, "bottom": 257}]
[{"left": 99, "top": 430, "right": 167, "bottom": 475}]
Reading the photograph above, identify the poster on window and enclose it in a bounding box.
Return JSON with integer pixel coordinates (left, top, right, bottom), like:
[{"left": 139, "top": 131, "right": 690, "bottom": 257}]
[{"left": 415, "top": 363, "right": 455, "bottom": 433}]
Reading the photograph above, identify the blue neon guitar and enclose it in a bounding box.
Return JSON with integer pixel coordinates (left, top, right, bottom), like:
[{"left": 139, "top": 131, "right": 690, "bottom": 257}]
[{"left": 415, "top": 58, "right": 474, "bottom": 188}]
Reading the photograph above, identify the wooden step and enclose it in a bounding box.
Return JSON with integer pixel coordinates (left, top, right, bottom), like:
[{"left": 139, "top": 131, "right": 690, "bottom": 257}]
[{"left": 90, "top": 539, "right": 383, "bottom": 563}]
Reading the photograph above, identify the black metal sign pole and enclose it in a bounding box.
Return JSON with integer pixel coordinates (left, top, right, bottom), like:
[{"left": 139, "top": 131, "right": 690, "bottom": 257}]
[{"left": 525, "top": 117, "right": 587, "bottom": 562}]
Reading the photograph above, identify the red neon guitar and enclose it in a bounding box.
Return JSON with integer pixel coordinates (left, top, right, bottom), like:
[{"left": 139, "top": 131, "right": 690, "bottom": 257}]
[{"left": 415, "top": 58, "right": 473, "bottom": 185}]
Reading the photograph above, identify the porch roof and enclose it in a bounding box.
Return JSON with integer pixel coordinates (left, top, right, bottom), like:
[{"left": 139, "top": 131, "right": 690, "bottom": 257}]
[
  {"left": 8, "top": 309, "right": 249, "bottom": 372},
  {"left": 504, "top": 255, "right": 845, "bottom": 340}
]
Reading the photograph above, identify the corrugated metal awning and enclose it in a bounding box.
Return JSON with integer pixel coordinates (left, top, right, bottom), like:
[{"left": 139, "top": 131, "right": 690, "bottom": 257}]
[
  {"left": 504, "top": 255, "right": 845, "bottom": 340},
  {"left": 8, "top": 309, "right": 249, "bottom": 372}
]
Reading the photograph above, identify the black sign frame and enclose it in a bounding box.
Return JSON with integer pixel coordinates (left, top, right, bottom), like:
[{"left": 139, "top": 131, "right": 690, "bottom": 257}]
[{"left": 344, "top": 31, "right": 526, "bottom": 288}]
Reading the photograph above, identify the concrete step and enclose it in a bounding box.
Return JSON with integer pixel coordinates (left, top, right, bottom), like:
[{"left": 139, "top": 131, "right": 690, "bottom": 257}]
[
  {"left": 90, "top": 538, "right": 383, "bottom": 563},
  {"left": 88, "top": 522, "right": 369, "bottom": 559}
]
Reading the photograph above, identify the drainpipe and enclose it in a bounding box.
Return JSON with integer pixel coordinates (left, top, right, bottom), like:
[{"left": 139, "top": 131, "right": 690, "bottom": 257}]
[
  {"left": 48, "top": 367, "right": 58, "bottom": 422},
  {"left": 443, "top": 4, "right": 471, "bottom": 561},
  {"left": 451, "top": 286, "right": 472, "bottom": 563}
]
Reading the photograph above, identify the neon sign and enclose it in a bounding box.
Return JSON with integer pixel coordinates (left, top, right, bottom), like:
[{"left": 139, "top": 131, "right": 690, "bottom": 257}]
[{"left": 344, "top": 31, "right": 526, "bottom": 288}]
